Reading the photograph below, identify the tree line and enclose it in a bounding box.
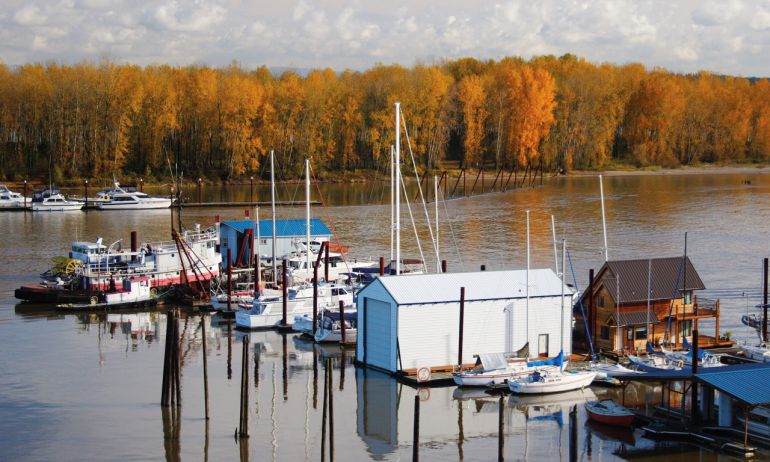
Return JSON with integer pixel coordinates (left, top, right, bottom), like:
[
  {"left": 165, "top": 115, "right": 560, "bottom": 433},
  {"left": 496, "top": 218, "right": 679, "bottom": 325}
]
[{"left": 0, "top": 54, "right": 768, "bottom": 182}]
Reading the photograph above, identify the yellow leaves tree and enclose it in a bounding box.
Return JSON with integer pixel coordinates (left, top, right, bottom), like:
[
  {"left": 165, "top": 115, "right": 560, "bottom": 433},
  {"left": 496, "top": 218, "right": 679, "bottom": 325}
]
[{"left": 457, "top": 74, "right": 488, "bottom": 168}]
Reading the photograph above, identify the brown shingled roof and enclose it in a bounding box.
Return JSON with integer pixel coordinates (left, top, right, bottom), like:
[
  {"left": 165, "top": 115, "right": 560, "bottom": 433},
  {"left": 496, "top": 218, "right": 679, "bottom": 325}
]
[{"left": 599, "top": 256, "right": 704, "bottom": 305}]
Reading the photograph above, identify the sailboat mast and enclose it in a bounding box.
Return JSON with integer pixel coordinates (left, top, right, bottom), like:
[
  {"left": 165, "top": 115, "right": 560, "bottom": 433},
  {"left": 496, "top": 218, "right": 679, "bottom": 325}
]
[
  {"left": 270, "top": 150, "right": 278, "bottom": 286},
  {"left": 599, "top": 174, "right": 609, "bottom": 261},
  {"left": 561, "top": 239, "right": 566, "bottom": 354},
  {"left": 390, "top": 145, "right": 394, "bottom": 265},
  {"left": 305, "top": 159, "right": 311, "bottom": 278},
  {"left": 551, "top": 215, "right": 559, "bottom": 276},
  {"left": 435, "top": 175, "right": 440, "bottom": 272},
  {"left": 395, "top": 102, "right": 401, "bottom": 276},
  {"left": 526, "top": 209, "right": 530, "bottom": 350}
]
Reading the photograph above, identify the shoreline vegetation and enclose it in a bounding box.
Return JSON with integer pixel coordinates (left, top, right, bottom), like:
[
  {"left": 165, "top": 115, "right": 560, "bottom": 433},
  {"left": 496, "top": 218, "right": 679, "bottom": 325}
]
[
  {"left": 1, "top": 54, "right": 769, "bottom": 186},
  {"left": 5, "top": 163, "right": 770, "bottom": 190}
]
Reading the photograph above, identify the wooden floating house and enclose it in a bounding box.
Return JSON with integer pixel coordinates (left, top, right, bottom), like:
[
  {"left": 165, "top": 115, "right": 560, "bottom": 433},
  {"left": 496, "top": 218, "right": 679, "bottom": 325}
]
[
  {"left": 219, "top": 218, "right": 332, "bottom": 267},
  {"left": 575, "top": 256, "right": 732, "bottom": 353},
  {"left": 355, "top": 268, "right": 574, "bottom": 376}
]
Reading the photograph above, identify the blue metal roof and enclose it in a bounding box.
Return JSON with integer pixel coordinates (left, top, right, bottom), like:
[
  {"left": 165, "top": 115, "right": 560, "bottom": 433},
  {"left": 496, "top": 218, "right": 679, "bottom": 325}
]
[
  {"left": 222, "top": 218, "right": 332, "bottom": 238},
  {"left": 696, "top": 363, "right": 770, "bottom": 406}
]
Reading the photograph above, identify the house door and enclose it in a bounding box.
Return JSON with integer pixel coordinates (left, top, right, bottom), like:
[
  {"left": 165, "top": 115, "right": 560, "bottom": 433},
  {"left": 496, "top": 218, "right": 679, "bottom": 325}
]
[{"left": 538, "top": 334, "right": 549, "bottom": 357}]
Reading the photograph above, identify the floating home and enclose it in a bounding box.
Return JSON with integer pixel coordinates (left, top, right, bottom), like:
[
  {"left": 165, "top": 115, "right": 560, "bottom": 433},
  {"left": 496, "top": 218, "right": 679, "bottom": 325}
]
[
  {"left": 219, "top": 218, "right": 332, "bottom": 267},
  {"left": 575, "top": 257, "right": 731, "bottom": 353},
  {"left": 355, "top": 269, "right": 574, "bottom": 375}
]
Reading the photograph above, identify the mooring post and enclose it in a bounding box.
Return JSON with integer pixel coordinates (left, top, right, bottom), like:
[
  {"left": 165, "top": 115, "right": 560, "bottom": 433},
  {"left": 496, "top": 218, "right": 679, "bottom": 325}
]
[
  {"left": 23, "top": 180, "right": 27, "bottom": 208},
  {"left": 281, "top": 259, "right": 288, "bottom": 326},
  {"left": 413, "top": 395, "right": 420, "bottom": 462},
  {"left": 282, "top": 333, "right": 288, "bottom": 400},
  {"left": 84, "top": 180, "right": 88, "bottom": 209},
  {"left": 161, "top": 310, "right": 172, "bottom": 406},
  {"left": 201, "top": 315, "right": 210, "bottom": 420},
  {"left": 588, "top": 269, "right": 595, "bottom": 349},
  {"left": 324, "top": 244, "right": 330, "bottom": 282},
  {"left": 692, "top": 329, "right": 699, "bottom": 423},
  {"left": 227, "top": 249, "right": 233, "bottom": 311},
  {"left": 249, "top": 176, "right": 254, "bottom": 203},
  {"left": 130, "top": 231, "right": 138, "bottom": 262},
  {"left": 239, "top": 335, "right": 249, "bottom": 437},
  {"left": 328, "top": 357, "right": 335, "bottom": 461},
  {"left": 762, "top": 258, "right": 767, "bottom": 342},
  {"left": 379, "top": 256, "right": 385, "bottom": 276},
  {"left": 441, "top": 260, "right": 447, "bottom": 273},
  {"left": 197, "top": 178, "right": 202, "bottom": 204},
  {"left": 321, "top": 360, "right": 328, "bottom": 462},
  {"left": 480, "top": 264, "right": 486, "bottom": 271},
  {"left": 458, "top": 287, "right": 465, "bottom": 368},
  {"left": 173, "top": 310, "right": 181, "bottom": 407},
  {"left": 569, "top": 405, "right": 577, "bottom": 462},
  {"left": 340, "top": 300, "right": 346, "bottom": 345},
  {"left": 139, "top": 178, "right": 143, "bottom": 192},
  {"left": 498, "top": 395, "right": 504, "bottom": 461}
]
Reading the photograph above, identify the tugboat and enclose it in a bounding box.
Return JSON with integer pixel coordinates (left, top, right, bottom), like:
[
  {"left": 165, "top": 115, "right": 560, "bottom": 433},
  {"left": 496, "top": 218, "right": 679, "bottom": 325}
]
[{"left": 57, "top": 277, "right": 157, "bottom": 311}]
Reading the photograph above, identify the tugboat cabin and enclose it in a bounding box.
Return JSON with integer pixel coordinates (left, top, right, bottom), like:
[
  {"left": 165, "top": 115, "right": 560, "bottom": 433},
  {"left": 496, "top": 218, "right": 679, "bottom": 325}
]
[{"left": 576, "top": 256, "right": 729, "bottom": 353}]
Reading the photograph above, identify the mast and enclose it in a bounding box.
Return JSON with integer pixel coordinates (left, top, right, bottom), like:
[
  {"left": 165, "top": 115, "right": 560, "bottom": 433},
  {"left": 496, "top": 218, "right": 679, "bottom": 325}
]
[
  {"left": 561, "top": 239, "right": 566, "bottom": 353},
  {"left": 271, "top": 150, "right": 277, "bottom": 286},
  {"left": 390, "top": 145, "right": 395, "bottom": 266},
  {"left": 395, "top": 102, "right": 401, "bottom": 276},
  {"left": 616, "top": 273, "right": 621, "bottom": 352},
  {"left": 256, "top": 205, "right": 261, "bottom": 293},
  {"left": 551, "top": 215, "right": 559, "bottom": 276},
  {"left": 647, "top": 258, "right": 652, "bottom": 344},
  {"left": 305, "top": 159, "right": 311, "bottom": 277},
  {"left": 435, "top": 175, "right": 440, "bottom": 273},
  {"left": 526, "top": 210, "right": 530, "bottom": 350},
  {"left": 599, "top": 174, "right": 609, "bottom": 261}
]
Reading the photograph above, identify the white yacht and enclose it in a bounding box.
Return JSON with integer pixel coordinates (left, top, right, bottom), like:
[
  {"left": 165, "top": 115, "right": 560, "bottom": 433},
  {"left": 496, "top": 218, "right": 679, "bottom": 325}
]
[
  {"left": 0, "top": 185, "right": 30, "bottom": 208},
  {"left": 98, "top": 183, "right": 171, "bottom": 210},
  {"left": 31, "top": 188, "right": 83, "bottom": 212},
  {"left": 236, "top": 283, "right": 353, "bottom": 330}
]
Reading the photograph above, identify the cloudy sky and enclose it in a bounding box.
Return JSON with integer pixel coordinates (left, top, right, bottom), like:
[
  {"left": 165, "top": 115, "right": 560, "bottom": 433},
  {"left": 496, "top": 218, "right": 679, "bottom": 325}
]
[{"left": 1, "top": 0, "right": 769, "bottom": 77}]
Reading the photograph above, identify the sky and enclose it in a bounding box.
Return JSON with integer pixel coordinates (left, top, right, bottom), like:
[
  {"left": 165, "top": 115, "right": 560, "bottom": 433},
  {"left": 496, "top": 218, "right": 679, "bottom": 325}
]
[{"left": 1, "top": 0, "right": 769, "bottom": 77}]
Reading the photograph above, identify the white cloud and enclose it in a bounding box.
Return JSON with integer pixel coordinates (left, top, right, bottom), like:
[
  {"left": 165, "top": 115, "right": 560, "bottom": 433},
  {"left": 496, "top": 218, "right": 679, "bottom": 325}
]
[
  {"left": 14, "top": 5, "right": 47, "bottom": 26},
  {"left": 692, "top": 0, "right": 743, "bottom": 26}
]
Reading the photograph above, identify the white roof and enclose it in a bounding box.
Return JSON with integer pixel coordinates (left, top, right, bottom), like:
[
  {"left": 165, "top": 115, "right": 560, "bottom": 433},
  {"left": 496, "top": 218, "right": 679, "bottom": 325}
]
[{"left": 364, "top": 268, "right": 573, "bottom": 305}]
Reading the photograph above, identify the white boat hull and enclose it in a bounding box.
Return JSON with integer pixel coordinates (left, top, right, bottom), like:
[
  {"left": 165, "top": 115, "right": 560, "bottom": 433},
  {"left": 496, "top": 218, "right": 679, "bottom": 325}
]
[
  {"left": 509, "top": 371, "right": 597, "bottom": 394},
  {"left": 32, "top": 204, "right": 83, "bottom": 211},
  {"left": 453, "top": 365, "right": 560, "bottom": 387},
  {"left": 98, "top": 199, "right": 172, "bottom": 210},
  {"left": 743, "top": 345, "right": 770, "bottom": 362},
  {"left": 314, "top": 327, "right": 357, "bottom": 344},
  {"left": 235, "top": 299, "right": 313, "bottom": 330}
]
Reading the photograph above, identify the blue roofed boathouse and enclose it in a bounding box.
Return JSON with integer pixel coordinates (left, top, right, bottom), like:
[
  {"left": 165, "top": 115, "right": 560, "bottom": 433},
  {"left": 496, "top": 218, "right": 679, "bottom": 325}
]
[{"left": 219, "top": 218, "right": 332, "bottom": 267}]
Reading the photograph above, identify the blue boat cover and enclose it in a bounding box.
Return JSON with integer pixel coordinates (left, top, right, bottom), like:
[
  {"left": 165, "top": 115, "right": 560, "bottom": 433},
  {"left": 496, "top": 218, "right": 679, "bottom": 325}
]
[{"left": 527, "top": 350, "right": 564, "bottom": 369}]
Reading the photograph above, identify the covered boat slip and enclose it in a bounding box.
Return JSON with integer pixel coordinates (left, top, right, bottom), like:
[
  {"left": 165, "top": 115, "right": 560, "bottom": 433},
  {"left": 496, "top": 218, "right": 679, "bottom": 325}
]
[{"left": 355, "top": 269, "right": 574, "bottom": 376}]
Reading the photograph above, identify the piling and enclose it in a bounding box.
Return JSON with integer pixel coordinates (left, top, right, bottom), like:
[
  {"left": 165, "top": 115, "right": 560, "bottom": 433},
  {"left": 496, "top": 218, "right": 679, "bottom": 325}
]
[
  {"left": 227, "top": 321, "right": 233, "bottom": 380},
  {"left": 498, "top": 395, "right": 504, "bottom": 461},
  {"left": 84, "top": 180, "right": 89, "bottom": 209},
  {"left": 325, "top": 244, "right": 330, "bottom": 282},
  {"left": 762, "top": 258, "right": 767, "bottom": 342},
  {"left": 313, "top": 263, "right": 319, "bottom": 335},
  {"left": 458, "top": 287, "right": 465, "bottom": 367},
  {"left": 588, "top": 269, "right": 595, "bottom": 349},
  {"left": 161, "top": 310, "right": 173, "bottom": 406},
  {"left": 201, "top": 315, "right": 210, "bottom": 420},
  {"left": 172, "top": 310, "right": 181, "bottom": 406},
  {"left": 253, "top": 237, "right": 260, "bottom": 299},
  {"left": 340, "top": 300, "right": 346, "bottom": 344},
  {"left": 480, "top": 265, "right": 486, "bottom": 271},
  {"left": 692, "top": 329, "right": 699, "bottom": 423},
  {"left": 238, "top": 335, "right": 249, "bottom": 437},
  {"left": 23, "top": 180, "right": 27, "bottom": 208},
  {"left": 139, "top": 178, "right": 143, "bottom": 192},
  {"left": 197, "top": 178, "right": 202, "bottom": 204},
  {"left": 249, "top": 176, "right": 254, "bottom": 203},
  {"left": 328, "top": 357, "right": 335, "bottom": 462},
  {"left": 441, "top": 260, "right": 447, "bottom": 273},
  {"left": 313, "top": 347, "right": 318, "bottom": 409},
  {"left": 321, "top": 359, "right": 328, "bottom": 462},
  {"left": 282, "top": 333, "right": 288, "bottom": 401},
  {"left": 379, "top": 257, "right": 385, "bottom": 276},
  {"left": 569, "top": 404, "right": 577, "bottom": 462},
  {"left": 254, "top": 344, "right": 260, "bottom": 389},
  {"left": 281, "top": 259, "right": 288, "bottom": 327},
  {"left": 413, "top": 395, "right": 420, "bottom": 462},
  {"left": 227, "top": 249, "right": 233, "bottom": 311},
  {"left": 131, "top": 231, "right": 138, "bottom": 262}
]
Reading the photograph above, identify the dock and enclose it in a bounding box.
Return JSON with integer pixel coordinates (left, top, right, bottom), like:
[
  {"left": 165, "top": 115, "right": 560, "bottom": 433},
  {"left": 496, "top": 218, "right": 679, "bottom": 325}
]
[{"left": 1, "top": 200, "right": 320, "bottom": 212}]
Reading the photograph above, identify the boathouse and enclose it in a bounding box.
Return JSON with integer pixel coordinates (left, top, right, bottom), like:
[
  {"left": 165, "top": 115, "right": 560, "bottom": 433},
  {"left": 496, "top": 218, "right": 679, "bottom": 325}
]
[
  {"left": 219, "top": 218, "right": 332, "bottom": 267},
  {"left": 355, "top": 269, "right": 574, "bottom": 375},
  {"left": 575, "top": 256, "right": 728, "bottom": 353}
]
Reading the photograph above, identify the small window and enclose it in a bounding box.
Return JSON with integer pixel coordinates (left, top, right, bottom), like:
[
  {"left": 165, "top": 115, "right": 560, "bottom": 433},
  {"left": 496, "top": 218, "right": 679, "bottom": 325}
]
[
  {"left": 600, "top": 326, "right": 609, "bottom": 340},
  {"left": 626, "top": 329, "right": 633, "bottom": 342},
  {"left": 598, "top": 296, "right": 605, "bottom": 308},
  {"left": 635, "top": 326, "right": 648, "bottom": 340},
  {"left": 682, "top": 290, "right": 692, "bottom": 305}
]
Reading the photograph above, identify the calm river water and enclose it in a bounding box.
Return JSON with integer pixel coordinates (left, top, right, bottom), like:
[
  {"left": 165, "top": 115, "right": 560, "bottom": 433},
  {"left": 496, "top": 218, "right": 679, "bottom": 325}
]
[{"left": 1, "top": 172, "right": 768, "bottom": 461}]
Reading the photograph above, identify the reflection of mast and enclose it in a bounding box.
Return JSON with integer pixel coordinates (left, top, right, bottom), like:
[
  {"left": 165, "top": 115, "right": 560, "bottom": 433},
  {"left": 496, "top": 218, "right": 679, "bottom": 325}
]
[{"left": 271, "top": 362, "right": 278, "bottom": 460}]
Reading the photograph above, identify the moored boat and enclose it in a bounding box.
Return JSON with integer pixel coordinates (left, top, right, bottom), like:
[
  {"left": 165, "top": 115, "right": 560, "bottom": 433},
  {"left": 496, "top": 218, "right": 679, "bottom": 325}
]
[
  {"left": 31, "top": 188, "right": 83, "bottom": 211},
  {"left": 0, "top": 184, "right": 30, "bottom": 208},
  {"left": 742, "top": 343, "right": 770, "bottom": 362},
  {"left": 57, "top": 277, "right": 157, "bottom": 310},
  {"left": 508, "top": 369, "right": 596, "bottom": 394},
  {"left": 98, "top": 183, "right": 171, "bottom": 210},
  {"left": 314, "top": 310, "right": 357, "bottom": 344},
  {"left": 585, "top": 399, "right": 636, "bottom": 427},
  {"left": 452, "top": 351, "right": 566, "bottom": 387}
]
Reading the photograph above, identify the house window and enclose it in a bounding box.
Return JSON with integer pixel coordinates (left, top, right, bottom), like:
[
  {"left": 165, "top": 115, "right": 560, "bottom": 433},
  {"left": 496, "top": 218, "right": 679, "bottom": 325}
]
[
  {"left": 598, "top": 296, "right": 605, "bottom": 308},
  {"left": 600, "top": 326, "right": 609, "bottom": 340},
  {"left": 681, "top": 320, "right": 693, "bottom": 337},
  {"left": 635, "top": 326, "right": 648, "bottom": 340},
  {"left": 682, "top": 290, "right": 692, "bottom": 305},
  {"left": 626, "top": 329, "right": 633, "bottom": 342}
]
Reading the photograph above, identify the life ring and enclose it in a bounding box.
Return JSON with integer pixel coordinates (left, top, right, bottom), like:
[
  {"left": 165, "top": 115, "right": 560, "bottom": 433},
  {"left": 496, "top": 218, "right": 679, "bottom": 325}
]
[{"left": 90, "top": 296, "right": 98, "bottom": 305}]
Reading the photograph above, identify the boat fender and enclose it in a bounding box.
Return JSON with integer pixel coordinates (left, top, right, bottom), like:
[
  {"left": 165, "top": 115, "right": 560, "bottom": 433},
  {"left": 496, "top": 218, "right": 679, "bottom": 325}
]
[
  {"left": 676, "top": 360, "right": 684, "bottom": 368},
  {"left": 90, "top": 296, "right": 98, "bottom": 305}
]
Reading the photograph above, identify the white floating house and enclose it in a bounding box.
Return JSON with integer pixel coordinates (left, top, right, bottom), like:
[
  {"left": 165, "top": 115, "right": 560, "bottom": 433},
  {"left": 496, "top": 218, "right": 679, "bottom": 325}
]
[
  {"left": 356, "top": 269, "right": 574, "bottom": 374},
  {"left": 219, "top": 218, "right": 332, "bottom": 267}
]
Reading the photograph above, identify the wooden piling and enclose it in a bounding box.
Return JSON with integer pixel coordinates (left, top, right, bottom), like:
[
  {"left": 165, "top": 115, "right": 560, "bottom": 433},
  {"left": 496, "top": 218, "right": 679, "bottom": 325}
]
[
  {"left": 201, "top": 315, "right": 210, "bottom": 420},
  {"left": 84, "top": 180, "right": 89, "bottom": 209},
  {"left": 131, "top": 231, "right": 138, "bottom": 262},
  {"left": 328, "top": 357, "right": 335, "bottom": 462},
  {"left": 441, "top": 260, "right": 447, "bottom": 273},
  {"left": 282, "top": 333, "right": 288, "bottom": 401},
  {"left": 498, "top": 395, "right": 504, "bottom": 461},
  {"left": 313, "top": 263, "right": 319, "bottom": 335},
  {"left": 239, "top": 335, "right": 249, "bottom": 437},
  {"left": 458, "top": 287, "right": 465, "bottom": 367},
  {"left": 321, "top": 359, "right": 328, "bottom": 462},
  {"left": 161, "top": 310, "right": 173, "bottom": 406},
  {"left": 413, "top": 395, "right": 420, "bottom": 462},
  {"left": 340, "top": 300, "right": 346, "bottom": 345},
  {"left": 325, "top": 244, "right": 330, "bottom": 282},
  {"left": 313, "top": 347, "right": 318, "bottom": 409},
  {"left": 227, "top": 321, "right": 233, "bottom": 380},
  {"left": 692, "top": 329, "right": 699, "bottom": 423},
  {"left": 480, "top": 264, "right": 486, "bottom": 271},
  {"left": 253, "top": 243, "right": 260, "bottom": 299},
  {"left": 281, "top": 259, "right": 288, "bottom": 326},
  {"left": 197, "top": 178, "right": 202, "bottom": 204},
  {"left": 227, "top": 249, "right": 233, "bottom": 311},
  {"left": 379, "top": 257, "right": 385, "bottom": 276},
  {"left": 569, "top": 404, "right": 577, "bottom": 462},
  {"left": 173, "top": 310, "right": 181, "bottom": 407},
  {"left": 764, "top": 258, "right": 768, "bottom": 342}
]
